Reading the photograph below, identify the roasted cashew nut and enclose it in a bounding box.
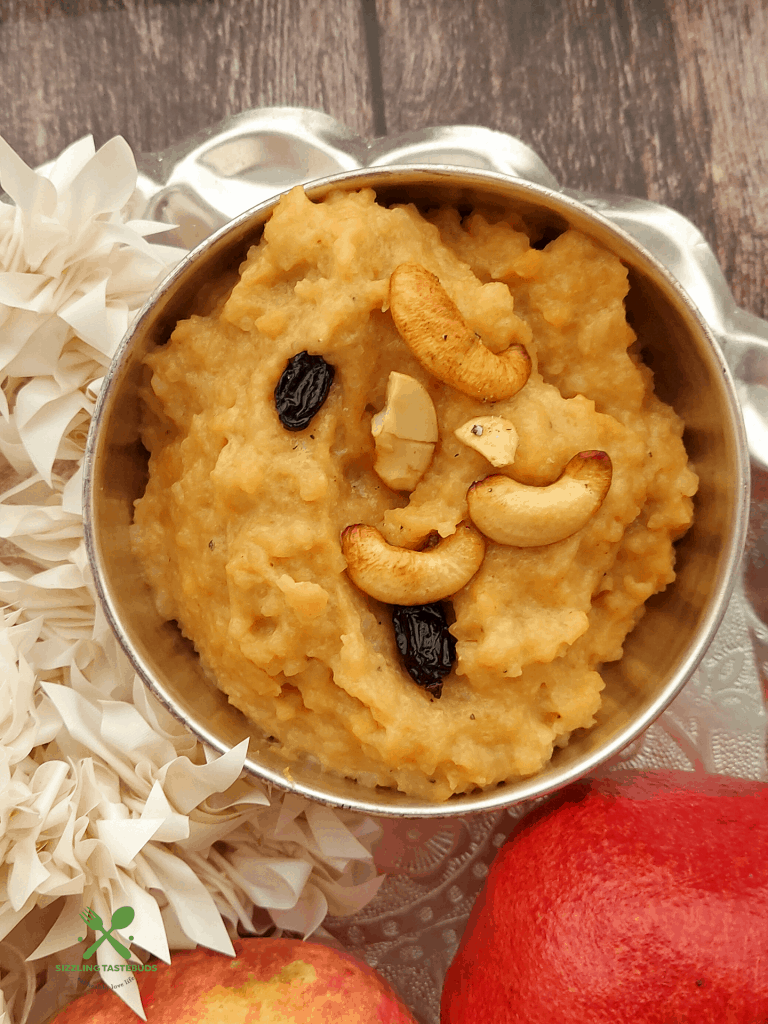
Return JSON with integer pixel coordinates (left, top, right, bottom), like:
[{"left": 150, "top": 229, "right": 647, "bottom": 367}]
[
  {"left": 467, "top": 450, "right": 612, "bottom": 547},
  {"left": 341, "top": 521, "right": 485, "bottom": 605},
  {"left": 389, "top": 262, "right": 531, "bottom": 402},
  {"left": 454, "top": 416, "right": 519, "bottom": 467},
  {"left": 372, "top": 371, "right": 438, "bottom": 491}
]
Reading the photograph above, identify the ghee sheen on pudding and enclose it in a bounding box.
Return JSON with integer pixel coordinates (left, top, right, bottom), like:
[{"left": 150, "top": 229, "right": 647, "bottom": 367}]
[{"left": 131, "top": 186, "right": 698, "bottom": 801}]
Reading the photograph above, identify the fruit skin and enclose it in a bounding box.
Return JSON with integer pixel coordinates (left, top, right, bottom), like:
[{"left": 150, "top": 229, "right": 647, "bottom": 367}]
[
  {"left": 52, "top": 937, "right": 417, "bottom": 1023},
  {"left": 441, "top": 770, "right": 768, "bottom": 1024}
]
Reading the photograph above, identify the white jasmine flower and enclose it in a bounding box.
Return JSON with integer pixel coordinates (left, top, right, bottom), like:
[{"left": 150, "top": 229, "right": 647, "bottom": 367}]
[{"left": 0, "top": 135, "right": 385, "bottom": 1024}]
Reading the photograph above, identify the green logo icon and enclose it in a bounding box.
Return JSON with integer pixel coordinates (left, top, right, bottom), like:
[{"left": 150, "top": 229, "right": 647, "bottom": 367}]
[{"left": 78, "top": 906, "right": 135, "bottom": 961}]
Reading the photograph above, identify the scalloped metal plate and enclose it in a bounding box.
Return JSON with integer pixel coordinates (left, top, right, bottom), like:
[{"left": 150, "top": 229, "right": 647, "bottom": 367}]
[{"left": 128, "top": 108, "right": 768, "bottom": 1024}]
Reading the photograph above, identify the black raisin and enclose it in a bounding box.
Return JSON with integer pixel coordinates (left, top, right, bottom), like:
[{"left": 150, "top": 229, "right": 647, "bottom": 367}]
[
  {"left": 391, "top": 602, "right": 456, "bottom": 699},
  {"left": 274, "top": 351, "right": 335, "bottom": 431}
]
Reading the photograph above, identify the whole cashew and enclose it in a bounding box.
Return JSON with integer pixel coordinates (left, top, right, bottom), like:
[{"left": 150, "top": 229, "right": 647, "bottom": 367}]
[
  {"left": 467, "top": 450, "right": 612, "bottom": 547},
  {"left": 389, "top": 262, "right": 531, "bottom": 402},
  {"left": 341, "top": 521, "right": 485, "bottom": 605}
]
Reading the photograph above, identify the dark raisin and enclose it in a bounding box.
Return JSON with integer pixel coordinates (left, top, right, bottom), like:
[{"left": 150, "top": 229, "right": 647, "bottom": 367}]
[
  {"left": 274, "top": 351, "right": 335, "bottom": 431},
  {"left": 391, "top": 602, "right": 456, "bottom": 699}
]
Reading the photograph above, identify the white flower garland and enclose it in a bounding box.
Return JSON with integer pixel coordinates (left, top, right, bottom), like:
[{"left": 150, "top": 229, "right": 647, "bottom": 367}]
[{"left": 0, "top": 135, "right": 384, "bottom": 1024}]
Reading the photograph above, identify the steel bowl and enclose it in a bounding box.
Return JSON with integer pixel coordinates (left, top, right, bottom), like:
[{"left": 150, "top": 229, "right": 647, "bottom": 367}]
[{"left": 83, "top": 165, "right": 749, "bottom": 817}]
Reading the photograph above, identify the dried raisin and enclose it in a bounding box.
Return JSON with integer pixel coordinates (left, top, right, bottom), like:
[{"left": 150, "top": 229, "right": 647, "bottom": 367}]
[
  {"left": 392, "top": 602, "right": 456, "bottom": 699},
  {"left": 275, "top": 351, "right": 335, "bottom": 431}
]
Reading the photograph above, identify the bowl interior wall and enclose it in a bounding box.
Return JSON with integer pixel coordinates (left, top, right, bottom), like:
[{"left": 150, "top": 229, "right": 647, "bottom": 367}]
[{"left": 86, "top": 169, "right": 744, "bottom": 814}]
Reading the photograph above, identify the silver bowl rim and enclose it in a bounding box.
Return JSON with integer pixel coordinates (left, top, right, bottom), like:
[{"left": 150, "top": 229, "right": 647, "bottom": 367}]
[{"left": 83, "top": 163, "right": 750, "bottom": 818}]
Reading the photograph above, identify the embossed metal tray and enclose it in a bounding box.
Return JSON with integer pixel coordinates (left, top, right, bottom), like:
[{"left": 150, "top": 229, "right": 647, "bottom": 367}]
[{"left": 127, "top": 108, "right": 768, "bottom": 1024}]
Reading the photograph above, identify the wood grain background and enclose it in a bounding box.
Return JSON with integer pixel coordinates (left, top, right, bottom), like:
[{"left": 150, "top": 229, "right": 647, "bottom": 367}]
[{"left": 1, "top": 0, "right": 767, "bottom": 317}]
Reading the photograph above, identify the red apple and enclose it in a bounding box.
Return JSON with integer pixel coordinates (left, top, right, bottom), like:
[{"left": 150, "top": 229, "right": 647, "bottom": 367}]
[
  {"left": 52, "top": 937, "right": 417, "bottom": 1023},
  {"left": 441, "top": 770, "right": 768, "bottom": 1023}
]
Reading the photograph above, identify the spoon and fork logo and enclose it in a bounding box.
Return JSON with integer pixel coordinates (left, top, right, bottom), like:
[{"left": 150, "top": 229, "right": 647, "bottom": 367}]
[{"left": 78, "top": 906, "right": 135, "bottom": 961}]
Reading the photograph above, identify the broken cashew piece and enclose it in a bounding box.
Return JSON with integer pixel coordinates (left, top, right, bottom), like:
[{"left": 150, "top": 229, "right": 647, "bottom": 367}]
[
  {"left": 341, "top": 521, "right": 485, "bottom": 605},
  {"left": 389, "top": 262, "right": 531, "bottom": 402},
  {"left": 372, "top": 371, "right": 438, "bottom": 491},
  {"left": 467, "top": 450, "right": 612, "bottom": 547},
  {"left": 455, "top": 416, "right": 519, "bottom": 468}
]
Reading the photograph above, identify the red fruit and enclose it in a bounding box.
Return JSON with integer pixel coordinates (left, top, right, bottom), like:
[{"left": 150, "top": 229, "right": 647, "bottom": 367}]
[
  {"left": 52, "top": 937, "right": 417, "bottom": 1023},
  {"left": 441, "top": 770, "right": 768, "bottom": 1024}
]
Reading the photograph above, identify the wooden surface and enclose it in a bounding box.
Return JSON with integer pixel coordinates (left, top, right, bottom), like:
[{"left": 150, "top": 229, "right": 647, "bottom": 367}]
[{"left": 1, "top": 0, "right": 767, "bottom": 318}]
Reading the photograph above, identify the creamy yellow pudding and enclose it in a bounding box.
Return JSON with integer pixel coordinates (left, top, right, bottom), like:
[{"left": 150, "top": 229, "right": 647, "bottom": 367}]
[{"left": 131, "top": 185, "right": 697, "bottom": 801}]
